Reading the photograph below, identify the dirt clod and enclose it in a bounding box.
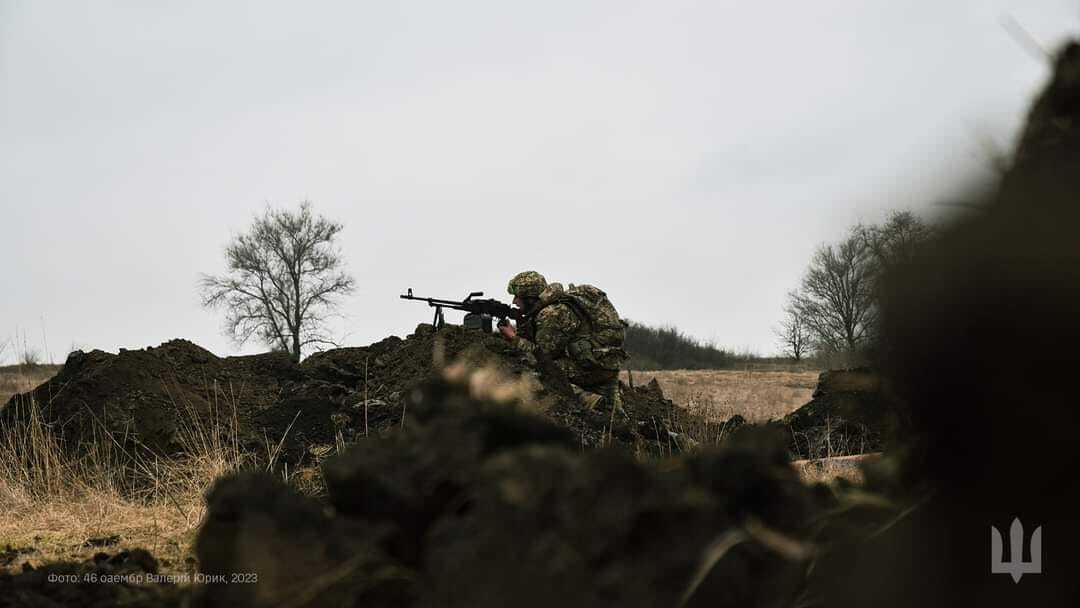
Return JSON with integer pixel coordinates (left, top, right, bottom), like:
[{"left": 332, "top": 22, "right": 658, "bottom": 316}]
[{"left": 783, "top": 369, "right": 898, "bottom": 458}]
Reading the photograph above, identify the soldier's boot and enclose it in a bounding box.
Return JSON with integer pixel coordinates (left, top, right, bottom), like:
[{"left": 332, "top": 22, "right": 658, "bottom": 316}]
[{"left": 572, "top": 384, "right": 604, "bottom": 410}]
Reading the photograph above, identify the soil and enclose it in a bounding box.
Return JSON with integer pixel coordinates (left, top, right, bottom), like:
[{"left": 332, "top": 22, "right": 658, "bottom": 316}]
[
  {"left": 189, "top": 375, "right": 823, "bottom": 608},
  {"left": 0, "top": 547, "right": 35, "bottom": 568},
  {"left": 782, "top": 368, "right": 898, "bottom": 458},
  {"left": 2, "top": 340, "right": 306, "bottom": 460},
  {"left": 0, "top": 549, "right": 182, "bottom": 608},
  {"left": 2, "top": 326, "right": 697, "bottom": 465}
]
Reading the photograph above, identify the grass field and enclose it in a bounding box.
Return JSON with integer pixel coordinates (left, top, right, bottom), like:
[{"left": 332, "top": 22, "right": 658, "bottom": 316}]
[
  {"left": 617, "top": 369, "right": 861, "bottom": 484},
  {"left": 622, "top": 368, "right": 819, "bottom": 423}
]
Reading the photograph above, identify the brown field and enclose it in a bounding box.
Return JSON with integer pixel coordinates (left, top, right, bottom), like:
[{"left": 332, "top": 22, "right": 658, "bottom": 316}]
[{"left": 622, "top": 368, "right": 819, "bottom": 423}]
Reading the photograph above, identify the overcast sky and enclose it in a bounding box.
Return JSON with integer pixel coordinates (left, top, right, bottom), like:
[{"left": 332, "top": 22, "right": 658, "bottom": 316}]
[{"left": 1, "top": 1, "right": 1076, "bottom": 364}]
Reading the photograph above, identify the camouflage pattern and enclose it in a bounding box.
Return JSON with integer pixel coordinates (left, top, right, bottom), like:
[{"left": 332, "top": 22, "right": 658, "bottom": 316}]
[
  {"left": 559, "top": 284, "right": 628, "bottom": 369},
  {"left": 537, "top": 282, "right": 565, "bottom": 305},
  {"left": 507, "top": 271, "right": 548, "bottom": 298},
  {"left": 511, "top": 299, "right": 582, "bottom": 361},
  {"left": 511, "top": 278, "right": 628, "bottom": 409}
]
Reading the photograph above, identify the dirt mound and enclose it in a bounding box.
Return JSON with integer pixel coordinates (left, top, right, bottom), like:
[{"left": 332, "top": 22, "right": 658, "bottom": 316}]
[
  {"left": 2, "top": 327, "right": 698, "bottom": 463},
  {"left": 783, "top": 369, "right": 898, "bottom": 457},
  {"left": 1, "top": 340, "right": 311, "bottom": 459},
  {"left": 302, "top": 324, "right": 698, "bottom": 452},
  {"left": 191, "top": 372, "right": 822, "bottom": 608}
]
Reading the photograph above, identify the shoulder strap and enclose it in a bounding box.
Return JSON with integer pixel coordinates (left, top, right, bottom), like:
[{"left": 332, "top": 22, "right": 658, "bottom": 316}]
[
  {"left": 556, "top": 295, "right": 594, "bottom": 332},
  {"left": 532, "top": 296, "right": 593, "bottom": 332}
]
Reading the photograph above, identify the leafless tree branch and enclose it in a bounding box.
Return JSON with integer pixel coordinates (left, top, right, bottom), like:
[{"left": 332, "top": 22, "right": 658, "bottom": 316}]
[
  {"left": 200, "top": 201, "right": 355, "bottom": 362},
  {"left": 775, "top": 294, "right": 812, "bottom": 361},
  {"left": 788, "top": 211, "right": 934, "bottom": 357}
]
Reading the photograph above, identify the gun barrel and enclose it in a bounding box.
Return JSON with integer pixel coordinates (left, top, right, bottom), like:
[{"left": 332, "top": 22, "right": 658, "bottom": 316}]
[{"left": 400, "top": 294, "right": 464, "bottom": 307}]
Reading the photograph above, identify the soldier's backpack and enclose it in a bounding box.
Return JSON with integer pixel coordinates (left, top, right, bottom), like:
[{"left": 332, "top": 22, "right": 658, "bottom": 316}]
[{"left": 555, "top": 284, "right": 630, "bottom": 371}]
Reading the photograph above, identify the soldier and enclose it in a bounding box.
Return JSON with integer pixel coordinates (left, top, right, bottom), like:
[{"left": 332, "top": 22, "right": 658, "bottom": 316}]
[{"left": 498, "top": 271, "right": 629, "bottom": 411}]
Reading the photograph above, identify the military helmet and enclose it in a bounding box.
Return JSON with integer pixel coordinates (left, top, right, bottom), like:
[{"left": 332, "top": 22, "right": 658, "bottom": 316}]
[{"left": 507, "top": 271, "right": 548, "bottom": 298}]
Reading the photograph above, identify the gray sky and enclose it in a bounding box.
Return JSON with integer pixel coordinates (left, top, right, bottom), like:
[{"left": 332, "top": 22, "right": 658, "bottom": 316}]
[{"left": 1, "top": 1, "right": 1076, "bottom": 364}]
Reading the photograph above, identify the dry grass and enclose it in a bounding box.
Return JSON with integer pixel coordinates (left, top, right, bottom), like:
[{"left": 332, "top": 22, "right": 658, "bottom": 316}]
[
  {"left": 622, "top": 369, "right": 819, "bottom": 423},
  {"left": 0, "top": 363, "right": 61, "bottom": 405},
  {"left": 0, "top": 487, "right": 203, "bottom": 574},
  {"left": 792, "top": 454, "right": 878, "bottom": 485},
  {"left": 0, "top": 384, "right": 322, "bottom": 574},
  {"left": 622, "top": 369, "right": 874, "bottom": 486},
  {"left": 0, "top": 391, "right": 227, "bottom": 573}
]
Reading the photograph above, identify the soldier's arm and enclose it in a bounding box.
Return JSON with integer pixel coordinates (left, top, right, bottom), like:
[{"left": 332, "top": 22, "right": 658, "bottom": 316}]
[{"left": 512, "top": 305, "right": 579, "bottom": 358}]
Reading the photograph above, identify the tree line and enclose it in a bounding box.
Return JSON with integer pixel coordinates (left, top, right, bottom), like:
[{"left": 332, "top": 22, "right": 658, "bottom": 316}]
[
  {"left": 775, "top": 210, "right": 934, "bottom": 363},
  {"left": 622, "top": 322, "right": 736, "bottom": 370}
]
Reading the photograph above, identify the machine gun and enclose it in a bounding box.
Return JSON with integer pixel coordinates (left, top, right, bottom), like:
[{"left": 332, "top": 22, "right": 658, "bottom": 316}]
[{"left": 400, "top": 289, "right": 520, "bottom": 332}]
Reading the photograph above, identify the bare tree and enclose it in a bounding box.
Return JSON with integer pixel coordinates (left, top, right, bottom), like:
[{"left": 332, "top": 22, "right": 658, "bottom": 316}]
[
  {"left": 792, "top": 233, "right": 876, "bottom": 353},
  {"left": 856, "top": 210, "right": 934, "bottom": 278},
  {"left": 200, "top": 202, "right": 355, "bottom": 362},
  {"left": 786, "top": 210, "right": 934, "bottom": 359},
  {"left": 775, "top": 295, "right": 812, "bottom": 361}
]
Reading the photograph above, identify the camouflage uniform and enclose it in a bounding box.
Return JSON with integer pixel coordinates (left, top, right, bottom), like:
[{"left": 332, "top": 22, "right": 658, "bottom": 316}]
[{"left": 507, "top": 271, "right": 626, "bottom": 411}]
